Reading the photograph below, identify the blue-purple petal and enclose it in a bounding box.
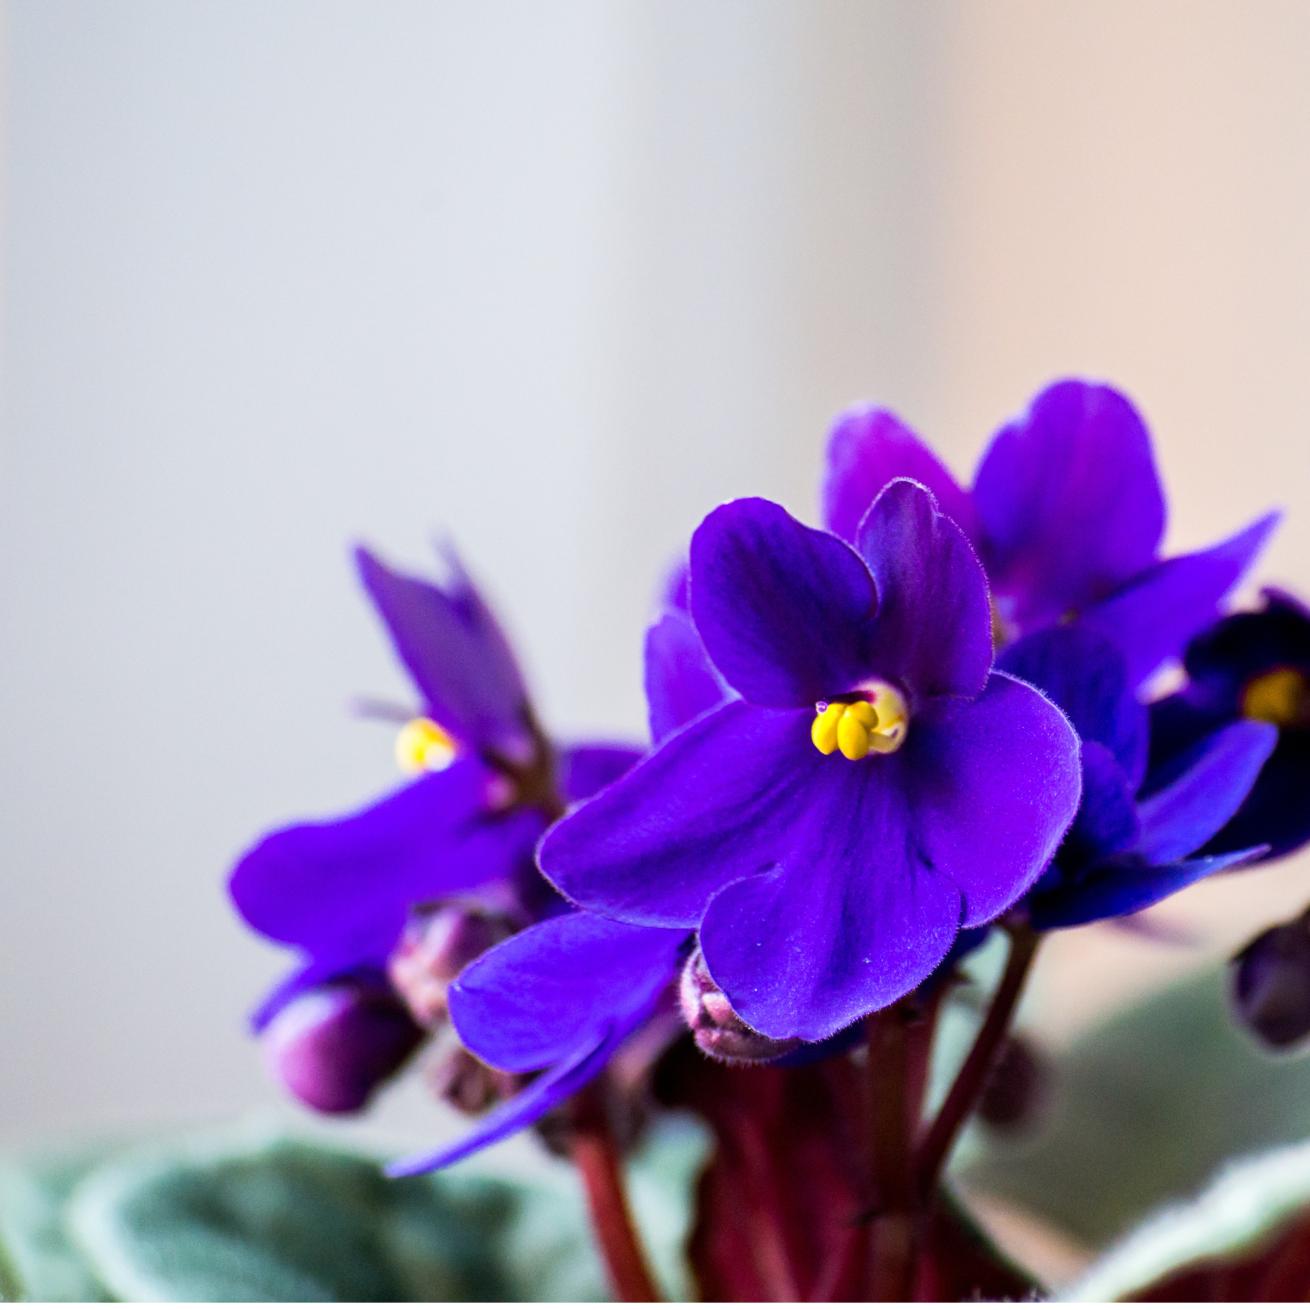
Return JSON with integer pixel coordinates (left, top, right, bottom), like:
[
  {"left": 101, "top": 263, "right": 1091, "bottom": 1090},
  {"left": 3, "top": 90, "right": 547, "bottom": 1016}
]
[
  {"left": 999, "top": 626, "right": 1148, "bottom": 788},
  {"left": 855, "top": 479, "right": 992, "bottom": 701},
  {"left": 229, "top": 759, "right": 543, "bottom": 970},
  {"left": 449, "top": 913, "right": 684, "bottom": 1073},
  {"left": 355, "top": 545, "right": 533, "bottom": 760},
  {"left": 973, "top": 380, "right": 1166, "bottom": 626},
  {"left": 644, "top": 609, "right": 729, "bottom": 742},
  {"left": 822, "top": 405, "right": 977, "bottom": 545},
  {"left": 1080, "top": 512, "right": 1281, "bottom": 687},
  {"left": 559, "top": 743, "right": 643, "bottom": 804},
  {"left": 1134, "top": 720, "right": 1278, "bottom": 863},
  {"left": 909, "top": 672, "right": 1083, "bottom": 927},
  {"left": 1059, "top": 742, "right": 1141, "bottom": 868},
  {"left": 540, "top": 701, "right": 813, "bottom": 927},
  {"left": 689, "top": 498, "right": 877, "bottom": 706}
]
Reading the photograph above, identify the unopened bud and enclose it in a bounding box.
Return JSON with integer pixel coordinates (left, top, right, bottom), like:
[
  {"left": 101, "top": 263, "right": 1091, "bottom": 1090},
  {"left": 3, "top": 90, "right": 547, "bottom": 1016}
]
[
  {"left": 678, "top": 949, "right": 800, "bottom": 1065},
  {"left": 1231, "top": 913, "right": 1310, "bottom": 1050},
  {"left": 978, "top": 1033, "right": 1049, "bottom": 1133},
  {"left": 428, "top": 1046, "right": 519, "bottom": 1116},
  {"left": 263, "top": 982, "right": 423, "bottom": 1115},
  {"left": 388, "top": 905, "right": 512, "bottom": 1027}
]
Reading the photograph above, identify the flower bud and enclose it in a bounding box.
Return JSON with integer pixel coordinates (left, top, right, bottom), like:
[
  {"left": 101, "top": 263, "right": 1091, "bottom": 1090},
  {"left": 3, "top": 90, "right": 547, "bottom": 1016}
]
[
  {"left": 977, "top": 1033, "right": 1049, "bottom": 1133},
  {"left": 388, "top": 904, "right": 512, "bottom": 1027},
  {"left": 1231, "top": 913, "right": 1310, "bottom": 1050},
  {"left": 427, "top": 1046, "right": 519, "bottom": 1116},
  {"left": 678, "top": 948, "right": 800, "bottom": 1065},
  {"left": 263, "top": 982, "right": 423, "bottom": 1115}
]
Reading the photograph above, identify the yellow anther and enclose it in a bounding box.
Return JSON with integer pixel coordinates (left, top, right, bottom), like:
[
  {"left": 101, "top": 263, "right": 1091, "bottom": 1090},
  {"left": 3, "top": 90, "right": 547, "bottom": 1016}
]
[
  {"left": 1242, "top": 668, "right": 1310, "bottom": 728},
  {"left": 810, "top": 683, "right": 909, "bottom": 761},
  {"left": 395, "top": 717, "right": 457, "bottom": 774}
]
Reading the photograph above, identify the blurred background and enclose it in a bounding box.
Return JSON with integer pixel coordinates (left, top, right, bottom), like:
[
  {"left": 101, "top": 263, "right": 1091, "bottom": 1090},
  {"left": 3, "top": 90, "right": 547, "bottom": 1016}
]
[{"left": 3, "top": 0, "right": 1310, "bottom": 1227}]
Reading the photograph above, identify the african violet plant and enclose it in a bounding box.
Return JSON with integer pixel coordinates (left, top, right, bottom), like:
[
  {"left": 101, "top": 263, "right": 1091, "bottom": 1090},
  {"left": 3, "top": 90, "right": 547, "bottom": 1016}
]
[{"left": 220, "top": 379, "right": 1310, "bottom": 1301}]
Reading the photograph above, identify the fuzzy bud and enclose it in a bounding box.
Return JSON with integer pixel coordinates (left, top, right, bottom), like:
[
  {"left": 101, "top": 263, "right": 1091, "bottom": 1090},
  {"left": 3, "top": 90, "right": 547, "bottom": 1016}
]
[
  {"left": 1231, "top": 913, "right": 1310, "bottom": 1050},
  {"left": 263, "top": 982, "right": 423, "bottom": 1115},
  {"left": 977, "top": 1033, "right": 1049, "bottom": 1133},
  {"left": 388, "top": 904, "right": 512, "bottom": 1028},
  {"left": 678, "top": 948, "right": 800, "bottom": 1064}
]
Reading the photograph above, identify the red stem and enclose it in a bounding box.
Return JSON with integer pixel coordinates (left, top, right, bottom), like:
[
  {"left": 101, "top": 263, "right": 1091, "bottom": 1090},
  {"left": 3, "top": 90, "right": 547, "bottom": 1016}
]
[
  {"left": 915, "top": 926, "right": 1039, "bottom": 1193},
  {"left": 570, "top": 1090, "right": 661, "bottom": 1302}
]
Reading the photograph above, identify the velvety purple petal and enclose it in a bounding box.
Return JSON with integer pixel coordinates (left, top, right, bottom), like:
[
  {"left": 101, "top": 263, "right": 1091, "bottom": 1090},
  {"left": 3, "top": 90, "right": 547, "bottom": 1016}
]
[
  {"left": 449, "top": 913, "right": 684, "bottom": 1072},
  {"left": 689, "top": 498, "right": 877, "bottom": 706},
  {"left": 386, "top": 1031, "right": 620, "bottom": 1176},
  {"left": 1201, "top": 734, "right": 1310, "bottom": 861},
  {"left": 698, "top": 782, "right": 962, "bottom": 1041},
  {"left": 1081, "top": 512, "right": 1280, "bottom": 687},
  {"left": 855, "top": 479, "right": 992, "bottom": 701},
  {"left": 999, "top": 626, "right": 1148, "bottom": 787},
  {"left": 540, "top": 701, "right": 814, "bottom": 926},
  {"left": 1134, "top": 721, "right": 1278, "bottom": 863},
  {"left": 1060, "top": 742, "right": 1141, "bottom": 868},
  {"left": 909, "top": 671, "right": 1083, "bottom": 927},
  {"left": 1030, "top": 848, "right": 1265, "bottom": 931},
  {"left": 974, "top": 380, "right": 1166, "bottom": 625},
  {"left": 559, "top": 744, "right": 643, "bottom": 804},
  {"left": 229, "top": 759, "right": 543, "bottom": 968},
  {"left": 355, "top": 545, "right": 533, "bottom": 760},
  {"left": 822, "top": 405, "right": 977, "bottom": 545},
  {"left": 644, "top": 610, "right": 729, "bottom": 742}
]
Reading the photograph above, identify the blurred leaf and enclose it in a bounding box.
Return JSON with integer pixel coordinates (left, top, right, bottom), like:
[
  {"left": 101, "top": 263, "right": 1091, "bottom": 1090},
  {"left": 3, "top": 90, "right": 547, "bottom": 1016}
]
[
  {"left": 963, "top": 965, "right": 1310, "bottom": 1247},
  {"left": 0, "top": 1149, "right": 114, "bottom": 1301},
  {"left": 1068, "top": 1138, "right": 1310, "bottom": 1300}
]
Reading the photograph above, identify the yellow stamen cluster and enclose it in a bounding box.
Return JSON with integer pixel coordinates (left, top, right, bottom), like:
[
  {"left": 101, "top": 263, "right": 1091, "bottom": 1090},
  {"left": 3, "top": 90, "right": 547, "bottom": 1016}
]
[
  {"left": 395, "top": 717, "right": 458, "bottom": 774},
  {"left": 810, "top": 683, "right": 909, "bottom": 760},
  {"left": 1242, "top": 667, "right": 1310, "bottom": 729}
]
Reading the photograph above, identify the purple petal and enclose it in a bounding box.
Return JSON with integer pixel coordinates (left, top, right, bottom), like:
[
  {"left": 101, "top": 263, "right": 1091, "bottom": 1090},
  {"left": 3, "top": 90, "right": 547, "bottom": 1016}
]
[
  {"left": 1060, "top": 742, "right": 1141, "bottom": 867},
  {"left": 699, "top": 783, "right": 962, "bottom": 1041},
  {"left": 1081, "top": 512, "right": 1280, "bottom": 688},
  {"left": 821, "top": 405, "right": 977, "bottom": 545},
  {"left": 855, "top": 479, "right": 992, "bottom": 701},
  {"left": 974, "top": 380, "right": 1166, "bottom": 626},
  {"left": 559, "top": 743, "right": 643, "bottom": 804},
  {"left": 999, "top": 626, "right": 1148, "bottom": 788},
  {"left": 449, "top": 913, "right": 684, "bottom": 1072},
  {"left": 386, "top": 1030, "right": 620, "bottom": 1176},
  {"left": 355, "top": 545, "right": 533, "bottom": 760},
  {"left": 689, "top": 498, "right": 877, "bottom": 706},
  {"left": 540, "top": 701, "right": 813, "bottom": 926},
  {"left": 229, "top": 759, "right": 543, "bottom": 968},
  {"left": 1134, "top": 721, "right": 1278, "bottom": 863},
  {"left": 909, "top": 671, "right": 1083, "bottom": 927},
  {"left": 1202, "top": 734, "right": 1310, "bottom": 862},
  {"left": 1031, "top": 848, "right": 1265, "bottom": 931},
  {"left": 644, "top": 609, "right": 729, "bottom": 742}
]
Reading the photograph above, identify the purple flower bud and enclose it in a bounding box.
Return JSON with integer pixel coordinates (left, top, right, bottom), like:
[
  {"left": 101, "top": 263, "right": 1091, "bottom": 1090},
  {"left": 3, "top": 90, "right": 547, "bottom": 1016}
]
[
  {"left": 1231, "top": 912, "right": 1310, "bottom": 1050},
  {"left": 263, "top": 982, "right": 424, "bottom": 1115},
  {"left": 977, "top": 1032, "right": 1049, "bottom": 1133},
  {"left": 678, "top": 948, "right": 800, "bottom": 1065},
  {"left": 427, "top": 1046, "right": 519, "bottom": 1116},
  {"left": 388, "top": 904, "right": 512, "bottom": 1027}
]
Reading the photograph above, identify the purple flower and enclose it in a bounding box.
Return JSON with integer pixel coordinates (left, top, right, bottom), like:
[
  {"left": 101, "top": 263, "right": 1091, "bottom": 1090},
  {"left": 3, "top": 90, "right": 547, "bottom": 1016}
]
[
  {"left": 228, "top": 545, "right": 639, "bottom": 1087},
  {"left": 1001, "top": 627, "right": 1276, "bottom": 930},
  {"left": 388, "top": 593, "right": 730, "bottom": 1173},
  {"left": 539, "top": 480, "right": 1083, "bottom": 1043},
  {"left": 822, "top": 380, "right": 1278, "bottom": 686},
  {"left": 1148, "top": 589, "right": 1310, "bottom": 863}
]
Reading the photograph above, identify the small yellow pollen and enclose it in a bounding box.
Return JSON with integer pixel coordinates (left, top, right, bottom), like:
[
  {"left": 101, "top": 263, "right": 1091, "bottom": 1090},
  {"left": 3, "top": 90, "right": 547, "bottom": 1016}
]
[
  {"left": 810, "top": 682, "right": 909, "bottom": 761},
  {"left": 1242, "top": 667, "right": 1310, "bottom": 729},
  {"left": 395, "top": 717, "right": 458, "bottom": 774}
]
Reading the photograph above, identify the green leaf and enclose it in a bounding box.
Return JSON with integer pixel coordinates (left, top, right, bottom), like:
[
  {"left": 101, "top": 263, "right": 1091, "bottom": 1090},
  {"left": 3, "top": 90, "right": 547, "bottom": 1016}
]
[
  {"left": 1068, "top": 1138, "right": 1310, "bottom": 1300},
  {"left": 0, "top": 1148, "right": 115, "bottom": 1301},
  {"left": 963, "top": 964, "right": 1310, "bottom": 1247}
]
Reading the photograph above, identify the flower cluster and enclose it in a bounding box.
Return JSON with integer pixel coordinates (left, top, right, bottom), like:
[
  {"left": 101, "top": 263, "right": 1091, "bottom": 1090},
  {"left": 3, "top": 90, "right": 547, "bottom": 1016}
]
[{"left": 229, "top": 377, "right": 1308, "bottom": 1280}]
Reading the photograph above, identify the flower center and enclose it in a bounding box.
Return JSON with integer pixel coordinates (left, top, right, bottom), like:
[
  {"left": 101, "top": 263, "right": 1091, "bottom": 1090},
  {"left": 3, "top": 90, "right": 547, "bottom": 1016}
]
[
  {"left": 395, "top": 717, "right": 458, "bottom": 773},
  {"left": 1242, "top": 667, "right": 1310, "bottom": 729},
  {"left": 810, "top": 681, "right": 909, "bottom": 760}
]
